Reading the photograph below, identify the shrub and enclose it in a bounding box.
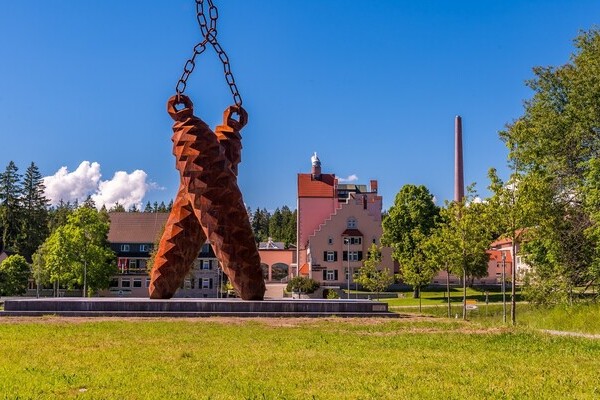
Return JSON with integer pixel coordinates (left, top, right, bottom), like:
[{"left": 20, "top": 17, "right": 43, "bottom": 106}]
[{"left": 286, "top": 276, "right": 319, "bottom": 294}]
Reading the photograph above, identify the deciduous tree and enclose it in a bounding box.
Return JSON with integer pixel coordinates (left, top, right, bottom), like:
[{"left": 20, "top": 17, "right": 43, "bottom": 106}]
[
  {"left": 355, "top": 244, "right": 394, "bottom": 300},
  {"left": 382, "top": 184, "right": 439, "bottom": 298},
  {"left": 0, "top": 254, "right": 30, "bottom": 296}
]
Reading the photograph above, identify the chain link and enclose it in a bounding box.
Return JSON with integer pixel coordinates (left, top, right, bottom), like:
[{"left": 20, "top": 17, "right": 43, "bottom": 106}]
[{"left": 175, "top": 0, "right": 243, "bottom": 107}]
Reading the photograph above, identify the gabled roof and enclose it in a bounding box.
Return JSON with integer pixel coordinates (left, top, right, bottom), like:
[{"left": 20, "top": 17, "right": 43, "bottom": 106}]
[
  {"left": 108, "top": 212, "right": 169, "bottom": 244},
  {"left": 298, "top": 173, "right": 336, "bottom": 198},
  {"left": 341, "top": 229, "right": 363, "bottom": 237}
]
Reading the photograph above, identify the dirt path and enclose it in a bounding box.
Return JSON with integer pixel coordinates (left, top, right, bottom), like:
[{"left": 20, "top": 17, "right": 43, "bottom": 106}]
[{"left": 540, "top": 329, "right": 600, "bottom": 339}]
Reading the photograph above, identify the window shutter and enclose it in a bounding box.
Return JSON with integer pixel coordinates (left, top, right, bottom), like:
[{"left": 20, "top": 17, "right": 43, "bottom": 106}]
[
  {"left": 209, "top": 278, "right": 213, "bottom": 289},
  {"left": 323, "top": 251, "right": 327, "bottom": 262},
  {"left": 358, "top": 251, "right": 363, "bottom": 260},
  {"left": 334, "top": 251, "right": 338, "bottom": 262},
  {"left": 323, "top": 270, "right": 327, "bottom": 280},
  {"left": 343, "top": 251, "right": 348, "bottom": 261},
  {"left": 334, "top": 270, "right": 338, "bottom": 280}
]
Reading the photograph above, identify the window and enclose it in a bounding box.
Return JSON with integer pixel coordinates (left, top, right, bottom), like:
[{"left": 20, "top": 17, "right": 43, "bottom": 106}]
[
  {"left": 328, "top": 236, "right": 333, "bottom": 245},
  {"left": 322, "top": 269, "right": 338, "bottom": 281},
  {"left": 348, "top": 237, "right": 361, "bottom": 245},
  {"left": 133, "top": 278, "right": 142, "bottom": 288},
  {"left": 139, "top": 244, "right": 148, "bottom": 252},
  {"left": 128, "top": 259, "right": 137, "bottom": 269},
  {"left": 120, "top": 244, "right": 130, "bottom": 252},
  {"left": 145, "top": 278, "right": 150, "bottom": 288},
  {"left": 109, "top": 279, "right": 118, "bottom": 288},
  {"left": 202, "top": 278, "right": 213, "bottom": 289},
  {"left": 121, "top": 279, "right": 131, "bottom": 288},
  {"left": 372, "top": 237, "right": 377, "bottom": 244},
  {"left": 201, "top": 243, "right": 211, "bottom": 253},
  {"left": 202, "top": 260, "right": 211, "bottom": 270},
  {"left": 324, "top": 251, "right": 337, "bottom": 262},
  {"left": 347, "top": 217, "right": 357, "bottom": 229},
  {"left": 343, "top": 251, "right": 363, "bottom": 261}
]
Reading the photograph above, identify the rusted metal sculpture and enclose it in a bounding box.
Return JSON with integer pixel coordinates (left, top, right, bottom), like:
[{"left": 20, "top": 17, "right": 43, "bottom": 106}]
[
  {"left": 149, "top": 0, "right": 264, "bottom": 300},
  {"left": 149, "top": 95, "right": 265, "bottom": 300}
]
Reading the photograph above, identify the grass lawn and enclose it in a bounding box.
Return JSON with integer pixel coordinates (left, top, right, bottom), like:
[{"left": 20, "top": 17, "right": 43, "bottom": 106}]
[
  {"left": 0, "top": 316, "right": 599, "bottom": 399},
  {"left": 373, "top": 286, "right": 524, "bottom": 307}
]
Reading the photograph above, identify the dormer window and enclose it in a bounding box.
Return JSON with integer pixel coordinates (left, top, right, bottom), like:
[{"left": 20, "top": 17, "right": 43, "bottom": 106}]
[
  {"left": 347, "top": 217, "right": 357, "bottom": 229},
  {"left": 120, "top": 244, "right": 130, "bottom": 252}
]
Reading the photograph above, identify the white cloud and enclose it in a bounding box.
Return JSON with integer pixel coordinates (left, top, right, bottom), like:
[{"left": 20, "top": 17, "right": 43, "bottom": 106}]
[
  {"left": 44, "top": 161, "right": 155, "bottom": 210},
  {"left": 338, "top": 174, "right": 359, "bottom": 183},
  {"left": 91, "top": 170, "right": 149, "bottom": 210},
  {"left": 44, "top": 161, "right": 101, "bottom": 205}
]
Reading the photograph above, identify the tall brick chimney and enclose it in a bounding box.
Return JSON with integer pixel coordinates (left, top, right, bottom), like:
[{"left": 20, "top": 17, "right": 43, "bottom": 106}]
[{"left": 454, "top": 115, "right": 464, "bottom": 202}]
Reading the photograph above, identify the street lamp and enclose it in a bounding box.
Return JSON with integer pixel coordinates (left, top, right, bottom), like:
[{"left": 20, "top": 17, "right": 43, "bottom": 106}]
[
  {"left": 501, "top": 250, "right": 506, "bottom": 324},
  {"left": 345, "top": 237, "right": 350, "bottom": 299}
]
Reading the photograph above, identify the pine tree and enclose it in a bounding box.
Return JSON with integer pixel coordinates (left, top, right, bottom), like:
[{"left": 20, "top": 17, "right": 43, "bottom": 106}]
[
  {"left": 0, "top": 161, "right": 23, "bottom": 251},
  {"left": 19, "top": 162, "right": 50, "bottom": 260},
  {"left": 144, "top": 201, "right": 153, "bottom": 212}
]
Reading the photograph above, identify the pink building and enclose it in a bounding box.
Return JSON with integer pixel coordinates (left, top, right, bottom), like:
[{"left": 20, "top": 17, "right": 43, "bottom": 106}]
[{"left": 296, "top": 153, "right": 393, "bottom": 287}]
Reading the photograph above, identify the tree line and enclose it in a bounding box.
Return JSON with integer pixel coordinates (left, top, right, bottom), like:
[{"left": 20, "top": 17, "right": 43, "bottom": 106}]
[
  {"left": 249, "top": 207, "right": 297, "bottom": 247},
  {"left": 382, "top": 29, "right": 600, "bottom": 318},
  {"left": 0, "top": 160, "right": 297, "bottom": 295}
]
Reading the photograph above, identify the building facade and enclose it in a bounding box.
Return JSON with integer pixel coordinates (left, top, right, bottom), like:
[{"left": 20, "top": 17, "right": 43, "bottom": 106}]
[
  {"left": 104, "top": 212, "right": 222, "bottom": 298},
  {"left": 297, "top": 153, "right": 393, "bottom": 287}
]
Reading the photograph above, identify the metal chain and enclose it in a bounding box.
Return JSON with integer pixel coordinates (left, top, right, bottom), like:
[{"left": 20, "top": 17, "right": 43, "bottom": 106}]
[{"left": 175, "top": 0, "right": 243, "bottom": 107}]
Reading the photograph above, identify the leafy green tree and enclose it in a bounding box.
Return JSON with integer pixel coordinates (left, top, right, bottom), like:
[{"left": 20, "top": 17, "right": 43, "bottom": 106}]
[
  {"left": 500, "top": 29, "right": 600, "bottom": 304},
  {"left": 268, "top": 208, "right": 283, "bottom": 242},
  {"left": 48, "top": 200, "right": 75, "bottom": 233},
  {"left": 435, "top": 187, "right": 493, "bottom": 319},
  {"left": 31, "top": 243, "right": 51, "bottom": 296},
  {"left": 251, "top": 208, "right": 270, "bottom": 243},
  {"left": 421, "top": 217, "right": 461, "bottom": 317},
  {"left": 19, "top": 162, "right": 50, "bottom": 260},
  {"left": 286, "top": 276, "right": 319, "bottom": 294},
  {"left": 0, "top": 161, "right": 23, "bottom": 251},
  {"left": 0, "top": 254, "right": 30, "bottom": 296},
  {"left": 109, "top": 202, "right": 126, "bottom": 212},
  {"left": 38, "top": 206, "right": 116, "bottom": 296},
  {"left": 382, "top": 184, "right": 439, "bottom": 298},
  {"left": 144, "top": 201, "right": 153, "bottom": 212},
  {"left": 354, "top": 244, "right": 394, "bottom": 300},
  {"left": 280, "top": 206, "right": 297, "bottom": 247}
]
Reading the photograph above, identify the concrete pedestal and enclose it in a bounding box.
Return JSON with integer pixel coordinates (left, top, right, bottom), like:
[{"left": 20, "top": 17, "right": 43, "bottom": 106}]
[{"left": 2, "top": 298, "right": 398, "bottom": 318}]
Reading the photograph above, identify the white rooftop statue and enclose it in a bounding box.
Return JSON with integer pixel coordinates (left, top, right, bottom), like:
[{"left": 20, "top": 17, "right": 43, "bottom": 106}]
[{"left": 311, "top": 152, "right": 321, "bottom": 166}]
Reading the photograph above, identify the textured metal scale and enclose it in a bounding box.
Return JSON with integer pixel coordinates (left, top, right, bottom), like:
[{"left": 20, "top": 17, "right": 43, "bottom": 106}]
[{"left": 149, "top": 95, "right": 265, "bottom": 300}]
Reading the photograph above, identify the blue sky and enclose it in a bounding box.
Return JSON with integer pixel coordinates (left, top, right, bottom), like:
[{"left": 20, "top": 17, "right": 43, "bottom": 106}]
[{"left": 1, "top": 1, "right": 599, "bottom": 211}]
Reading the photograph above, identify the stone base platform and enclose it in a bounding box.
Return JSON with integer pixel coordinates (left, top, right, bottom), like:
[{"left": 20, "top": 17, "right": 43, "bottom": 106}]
[{"left": 1, "top": 298, "right": 399, "bottom": 318}]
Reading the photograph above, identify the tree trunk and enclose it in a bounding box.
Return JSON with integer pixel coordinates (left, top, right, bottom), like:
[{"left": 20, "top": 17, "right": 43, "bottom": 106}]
[
  {"left": 413, "top": 287, "right": 419, "bottom": 298},
  {"left": 511, "top": 237, "right": 517, "bottom": 325},
  {"left": 462, "top": 268, "right": 467, "bottom": 320}
]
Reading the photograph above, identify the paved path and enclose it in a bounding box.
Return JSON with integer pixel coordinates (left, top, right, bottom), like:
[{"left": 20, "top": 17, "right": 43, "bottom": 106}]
[{"left": 540, "top": 329, "right": 600, "bottom": 339}]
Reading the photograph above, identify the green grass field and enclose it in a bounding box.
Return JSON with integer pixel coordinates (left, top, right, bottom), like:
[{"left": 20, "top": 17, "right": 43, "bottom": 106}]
[{"left": 1, "top": 315, "right": 599, "bottom": 399}]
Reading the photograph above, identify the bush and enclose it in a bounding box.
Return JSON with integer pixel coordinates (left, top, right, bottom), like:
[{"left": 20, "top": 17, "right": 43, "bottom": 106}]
[{"left": 286, "top": 276, "right": 319, "bottom": 294}]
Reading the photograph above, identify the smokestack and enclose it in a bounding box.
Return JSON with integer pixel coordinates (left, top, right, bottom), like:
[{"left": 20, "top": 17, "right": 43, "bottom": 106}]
[{"left": 454, "top": 115, "right": 464, "bottom": 202}]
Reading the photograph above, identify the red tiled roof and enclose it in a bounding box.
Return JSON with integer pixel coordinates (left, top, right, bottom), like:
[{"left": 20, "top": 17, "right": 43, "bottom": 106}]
[
  {"left": 487, "top": 249, "right": 513, "bottom": 263},
  {"left": 108, "top": 212, "right": 169, "bottom": 243},
  {"left": 298, "top": 173, "right": 336, "bottom": 198}
]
